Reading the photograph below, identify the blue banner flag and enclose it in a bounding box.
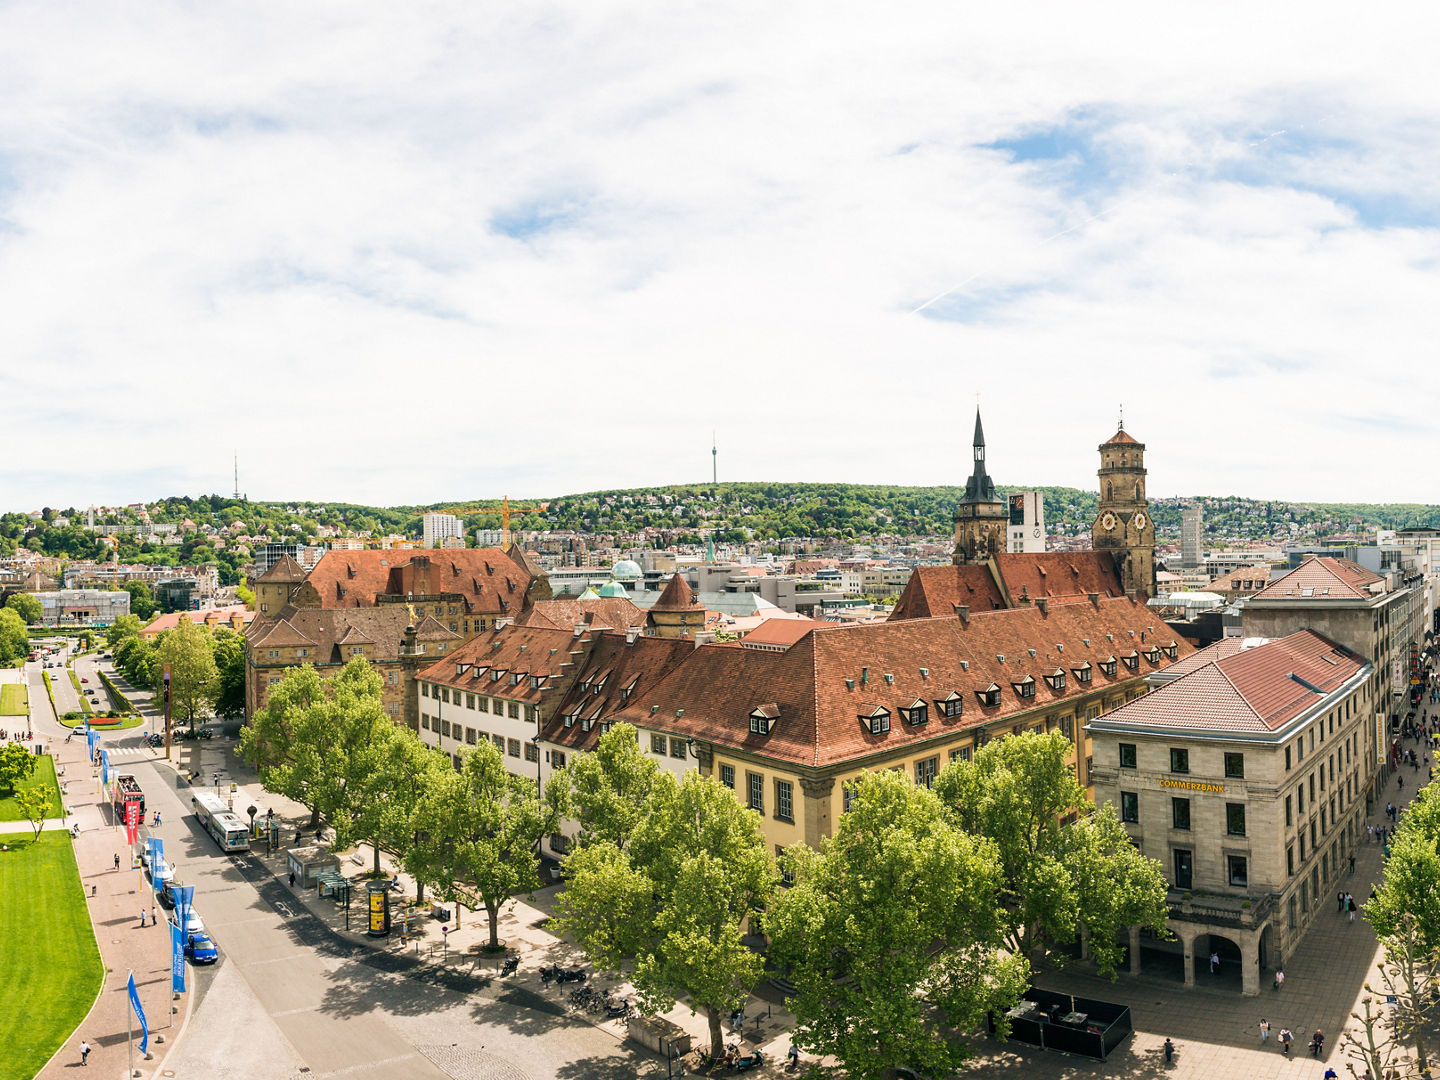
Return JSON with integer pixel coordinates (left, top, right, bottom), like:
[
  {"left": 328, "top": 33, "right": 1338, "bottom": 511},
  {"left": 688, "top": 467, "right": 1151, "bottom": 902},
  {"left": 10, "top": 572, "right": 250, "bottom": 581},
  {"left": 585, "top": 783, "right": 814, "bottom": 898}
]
[
  {"left": 87, "top": 730, "right": 97, "bottom": 757},
  {"left": 175, "top": 885, "right": 194, "bottom": 929},
  {"left": 100, "top": 749, "right": 110, "bottom": 786},
  {"left": 149, "top": 836, "right": 163, "bottom": 862},
  {"left": 127, "top": 973, "right": 148, "bottom": 1055},
  {"left": 170, "top": 922, "right": 186, "bottom": 994}
]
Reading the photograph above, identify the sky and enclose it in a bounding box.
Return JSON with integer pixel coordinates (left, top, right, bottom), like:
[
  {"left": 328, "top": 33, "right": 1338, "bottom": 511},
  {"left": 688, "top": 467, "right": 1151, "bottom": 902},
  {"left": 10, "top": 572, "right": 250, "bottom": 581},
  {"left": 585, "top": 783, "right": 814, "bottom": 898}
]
[{"left": 2, "top": 2, "right": 1439, "bottom": 512}]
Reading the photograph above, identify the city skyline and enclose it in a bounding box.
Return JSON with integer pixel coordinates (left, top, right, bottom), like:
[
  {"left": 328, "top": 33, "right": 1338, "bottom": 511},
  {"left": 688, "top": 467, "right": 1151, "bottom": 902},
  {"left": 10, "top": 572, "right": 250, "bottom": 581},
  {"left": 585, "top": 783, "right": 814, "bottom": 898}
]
[{"left": 2, "top": 4, "right": 1438, "bottom": 507}]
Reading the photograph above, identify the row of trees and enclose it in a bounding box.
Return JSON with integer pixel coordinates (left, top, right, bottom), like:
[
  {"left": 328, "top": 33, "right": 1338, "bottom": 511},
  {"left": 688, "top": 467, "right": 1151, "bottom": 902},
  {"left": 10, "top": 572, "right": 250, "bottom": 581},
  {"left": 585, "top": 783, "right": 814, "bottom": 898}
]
[
  {"left": 241, "top": 658, "right": 1170, "bottom": 1072},
  {"left": 107, "top": 616, "right": 245, "bottom": 725},
  {"left": 1358, "top": 783, "right": 1440, "bottom": 1077}
]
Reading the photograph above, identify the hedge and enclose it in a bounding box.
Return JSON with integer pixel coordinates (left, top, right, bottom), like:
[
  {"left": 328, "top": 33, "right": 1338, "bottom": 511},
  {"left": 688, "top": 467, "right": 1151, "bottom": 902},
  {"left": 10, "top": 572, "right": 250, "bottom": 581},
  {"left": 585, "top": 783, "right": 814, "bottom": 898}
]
[
  {"left": 97, "top": 670, "right": 134, "bottom": 713},
  {"left": 42, "top": 672, "right": 56, "bottom": 716}
]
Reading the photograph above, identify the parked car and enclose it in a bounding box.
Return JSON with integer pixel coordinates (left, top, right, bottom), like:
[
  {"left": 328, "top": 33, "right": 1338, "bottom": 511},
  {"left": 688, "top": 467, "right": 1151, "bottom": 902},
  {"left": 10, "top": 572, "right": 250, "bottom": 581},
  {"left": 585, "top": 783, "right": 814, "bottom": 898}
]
[
  {"left": 70, "top": 725, "right": 86, "bottom": 736},
  {"left": 171, "top": 908, "right": 205, "bottom": 935},
  {"left": 80, "top": 677, "right": 89, "bottom": 683},
  {"left": 196, "top": 728, "right": 214, "bottom": 740},
  {"left": 142, "top": 852, "right": 175, "bottom": 885},
  {"left": 184, "top": 931, "right": 219, "bottom": 964},
  {"left": 158, "top": 880, "right": 179, "bottom": 908}
]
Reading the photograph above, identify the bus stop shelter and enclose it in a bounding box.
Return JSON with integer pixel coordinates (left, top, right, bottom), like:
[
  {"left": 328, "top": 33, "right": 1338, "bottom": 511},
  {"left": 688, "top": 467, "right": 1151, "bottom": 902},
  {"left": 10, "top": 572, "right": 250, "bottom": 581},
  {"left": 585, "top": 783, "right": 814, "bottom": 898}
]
[{"left": 286, "top": 845, "right": 340, "bottom": 889}]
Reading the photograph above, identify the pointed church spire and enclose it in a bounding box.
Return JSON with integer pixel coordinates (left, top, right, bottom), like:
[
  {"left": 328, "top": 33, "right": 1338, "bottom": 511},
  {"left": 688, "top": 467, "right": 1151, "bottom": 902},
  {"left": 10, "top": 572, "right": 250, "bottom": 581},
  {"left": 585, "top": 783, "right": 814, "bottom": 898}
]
[
  {"left": 973, "top": 408, "right": 986, "bottom": 449},
  {"left": 960, "top": 407, "right": 996, "bottom": 505}
]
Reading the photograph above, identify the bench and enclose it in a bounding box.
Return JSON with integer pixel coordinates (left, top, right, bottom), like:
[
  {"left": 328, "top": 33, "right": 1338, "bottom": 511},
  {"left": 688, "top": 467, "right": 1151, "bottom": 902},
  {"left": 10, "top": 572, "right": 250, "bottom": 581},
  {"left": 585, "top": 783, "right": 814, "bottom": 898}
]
[{"left": 350, "top": 853, "right": 365, "bottom": 866}]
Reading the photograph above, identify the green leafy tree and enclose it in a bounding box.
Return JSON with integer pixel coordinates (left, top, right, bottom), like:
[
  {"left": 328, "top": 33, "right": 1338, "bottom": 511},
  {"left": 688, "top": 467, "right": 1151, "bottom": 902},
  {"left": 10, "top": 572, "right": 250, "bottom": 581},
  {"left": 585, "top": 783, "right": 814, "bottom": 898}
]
[
  {"left": 122, "top": 580, "right": 156, "bottom": 621},
  {"left": 553, "top": 770, "right": 776, "bottom": 1057},
  {"left": 547, "top": 722, "right": 659, "bottom": 850},
  {"left": 0, "top": 742, "right": 38, "bottom": 795},
  {"left": 932, "top": 730, "right": 1170, "bottom": 974},
  {"left": 240, "top": 663, "right": 328, "bottom": 828},
  {"left": 115, "top": 635, "right": 158, "bottom": 691},
  {"left": 235, "top": 583, "right": 255, "bottom": 609},
  {"left": 105, "top": 614, "right": 144, "bottom": 650},
  {"left": 0, "top": 609, "right": 28, "bottom": 665},
  {"left": 408, "top": 741, "right": 555, "bottom": 942},
  {"left": 4, "top": 593, "right": 42, "bottom": 625},
  {"left": 153, "top": 619, "right": 219, "bottom": 730},
  {"left": 212, "top": 628, "right": 247, "bottom": 718},
  {"left": 769, "top": 770, "right": 1028, "bottom": 1078},
  {"left": 17, "top": 786, "right": 53, "bottom": 840},
  {"left": 1366, "top": 783, "right": 1440, "bottom": 951},
  {"left": 301, "top": 659, "right": 409, "bottom": 875}
]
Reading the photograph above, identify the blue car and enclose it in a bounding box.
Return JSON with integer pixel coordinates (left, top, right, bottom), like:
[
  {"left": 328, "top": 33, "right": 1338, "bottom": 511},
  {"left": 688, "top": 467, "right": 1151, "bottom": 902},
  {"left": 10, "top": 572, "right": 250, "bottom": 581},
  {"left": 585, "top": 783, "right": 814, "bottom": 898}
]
[{"left": 184, "top": 931, "right": 219, "bottom": 964}]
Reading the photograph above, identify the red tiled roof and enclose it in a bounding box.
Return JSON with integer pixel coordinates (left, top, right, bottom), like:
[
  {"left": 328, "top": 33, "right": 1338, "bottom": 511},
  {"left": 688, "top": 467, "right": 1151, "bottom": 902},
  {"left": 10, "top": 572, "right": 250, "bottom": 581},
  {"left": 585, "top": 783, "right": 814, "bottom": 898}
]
[
  {"left": 739, "top": 618, "right": 822, "bottom": 650},
  {"left": 1094, "top": 630, "right": 1366, "bottom": 735},
  {"left": 545, "top": 634, "right": 695, "bottom": 750},
  {"left": 612, "top": 596, "right": 1191, "bottom": 769},
  {"left": 1249, "top": 556, "right": 1382, "bottom": 603},
  {"left": 520, "top": 597, "right": 646, "bottom": 634},
  {"left": 301, "top": 548, "right": 534, "bottom": 614},
  {"left": 651, "top": 573, "right": 702, "bottom": 612},
  {"left": 1103, "top": 429, "right": 1141, "bottom": 446},
  {"left": 256, "top": 554, "right": 308, "bottom": 583},
  {"left": 246, "top": 606, "right": 417, "bottom": 661},
  {"left": 992, "top": 552, "right": 1126, "bottom": 603},
  {"left": 888, "top": 565, "right": 1005, "bottom": 620}
]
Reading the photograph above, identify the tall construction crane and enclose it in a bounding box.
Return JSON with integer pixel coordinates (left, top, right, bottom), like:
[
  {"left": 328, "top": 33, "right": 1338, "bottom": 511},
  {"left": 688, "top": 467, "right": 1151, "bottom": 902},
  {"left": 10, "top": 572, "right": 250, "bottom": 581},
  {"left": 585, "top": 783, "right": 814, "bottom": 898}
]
[{"left": 417, "top": 496, "right": 547, "bottom": 549}]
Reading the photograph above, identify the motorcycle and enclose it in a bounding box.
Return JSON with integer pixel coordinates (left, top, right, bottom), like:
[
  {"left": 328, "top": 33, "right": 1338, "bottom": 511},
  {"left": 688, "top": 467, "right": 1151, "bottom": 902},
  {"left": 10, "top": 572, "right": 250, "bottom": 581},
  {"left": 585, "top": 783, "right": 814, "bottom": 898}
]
[
  {"left": 499, "top": 955, "right": 519, "bottom": 977},
  {"left": 556, "top": 966, "right": 587, "bottom": 984}
]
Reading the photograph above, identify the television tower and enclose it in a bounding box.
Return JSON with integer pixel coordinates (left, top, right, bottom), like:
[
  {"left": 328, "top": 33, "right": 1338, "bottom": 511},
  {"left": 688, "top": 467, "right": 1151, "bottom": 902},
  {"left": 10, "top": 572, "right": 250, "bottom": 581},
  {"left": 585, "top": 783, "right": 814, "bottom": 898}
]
[
  {"left": 712, "top": 431, "right": 717, "bottom": 485},
  {"left": 233, "top": 452, "right": 241, "bottom": 500}
]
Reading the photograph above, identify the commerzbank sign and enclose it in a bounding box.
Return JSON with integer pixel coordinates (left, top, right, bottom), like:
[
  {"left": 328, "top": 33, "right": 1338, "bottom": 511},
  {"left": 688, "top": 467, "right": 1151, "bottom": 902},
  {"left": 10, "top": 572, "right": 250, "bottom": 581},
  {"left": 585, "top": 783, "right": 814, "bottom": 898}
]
[{"left": 1159, "top": 778, "right": 1225, "bottom": 794}]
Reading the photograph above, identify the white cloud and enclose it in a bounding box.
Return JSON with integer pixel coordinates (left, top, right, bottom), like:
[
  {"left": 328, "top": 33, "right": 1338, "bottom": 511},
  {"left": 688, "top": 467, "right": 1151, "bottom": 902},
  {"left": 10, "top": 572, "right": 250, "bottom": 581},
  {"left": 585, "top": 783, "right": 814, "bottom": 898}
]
[{"left": 1, "top": 1, "right": 1438, "bottom": 510}]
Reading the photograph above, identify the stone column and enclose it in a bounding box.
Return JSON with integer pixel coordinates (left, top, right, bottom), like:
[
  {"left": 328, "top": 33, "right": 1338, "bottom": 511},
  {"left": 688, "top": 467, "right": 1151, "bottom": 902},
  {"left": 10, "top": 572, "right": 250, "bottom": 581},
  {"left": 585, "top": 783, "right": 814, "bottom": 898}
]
[
  {"left": 1128, "top": 927, "right": 1142, "bottom": 976},
  {"left": 798, "top": 775, "right": 835, "bottom": 849},
  {"left": 1241, "top": 931, "right": 1261, "bottom": 996},
  {"left": 1179, "top": 926, "right": 1198, "bottom": 988}
]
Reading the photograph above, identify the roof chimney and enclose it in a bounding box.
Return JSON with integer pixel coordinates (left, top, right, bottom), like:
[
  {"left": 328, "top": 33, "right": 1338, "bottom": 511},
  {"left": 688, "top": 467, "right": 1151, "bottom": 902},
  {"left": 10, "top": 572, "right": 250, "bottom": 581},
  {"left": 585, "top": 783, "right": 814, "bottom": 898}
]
[
  {"left": 574, "top": 623, "right": 586, "bottom": 637},
  {"left": 1036, "top": 598, "right": 1049, "bottom": 615},
  {"left": 625, "top": 626, "right": 640, "bottom": 645},
  {"left": 953, "top": 604, "right": 970, "bottom": 621},
  {"left": 1087, "top": 592, "right": 1100, "bottom": 608}
]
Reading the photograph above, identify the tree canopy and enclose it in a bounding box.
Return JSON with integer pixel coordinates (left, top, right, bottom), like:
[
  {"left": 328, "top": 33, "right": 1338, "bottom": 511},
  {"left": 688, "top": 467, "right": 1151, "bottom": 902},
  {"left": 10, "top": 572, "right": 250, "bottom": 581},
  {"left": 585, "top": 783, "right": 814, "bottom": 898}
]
[
  {"left": 0, "top": 743, "right": 38, "bottom": 795},
  {"left": 547, "top": 721, "right": 659, "bottom": 850},
  {"left": 4, "top": 593, "right": 41, "bottom": 625},
  {"left": 0, "top": 609, "right": 28, "bottom": 666},
  {"left": 153, "top": 618, "right": 219, "bottom": 729},
  {"left": 553, "top": 750, "right": 776, "bottom": 1057}
]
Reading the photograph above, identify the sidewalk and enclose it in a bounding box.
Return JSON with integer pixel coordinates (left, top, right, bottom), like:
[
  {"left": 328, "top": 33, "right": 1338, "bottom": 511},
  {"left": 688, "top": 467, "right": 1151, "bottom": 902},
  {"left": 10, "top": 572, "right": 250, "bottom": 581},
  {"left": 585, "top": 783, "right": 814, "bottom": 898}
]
[{"left": 34, "top": 731, "right": 189, "bottom": 1080}]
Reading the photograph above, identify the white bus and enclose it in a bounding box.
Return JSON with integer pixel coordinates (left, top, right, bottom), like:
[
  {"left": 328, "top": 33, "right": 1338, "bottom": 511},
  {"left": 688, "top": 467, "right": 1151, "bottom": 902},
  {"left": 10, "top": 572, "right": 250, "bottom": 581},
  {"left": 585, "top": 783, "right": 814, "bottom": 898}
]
[{"left": 191, "top": 791, "right": 250, "bottom": 852}]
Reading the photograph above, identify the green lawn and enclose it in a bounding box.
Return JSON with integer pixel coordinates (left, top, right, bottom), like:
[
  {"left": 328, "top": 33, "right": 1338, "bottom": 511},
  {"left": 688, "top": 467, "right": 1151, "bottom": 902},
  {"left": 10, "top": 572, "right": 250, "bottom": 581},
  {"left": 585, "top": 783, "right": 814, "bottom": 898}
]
[
  {"left": 0, "top": 683, "right": 26, "bottom": 716},
  {"left": 0, "top": 754, "right": 63, "bottom": 822},
  {"left": 0, "top": 833, "right": 103, "bottom": 1078}
]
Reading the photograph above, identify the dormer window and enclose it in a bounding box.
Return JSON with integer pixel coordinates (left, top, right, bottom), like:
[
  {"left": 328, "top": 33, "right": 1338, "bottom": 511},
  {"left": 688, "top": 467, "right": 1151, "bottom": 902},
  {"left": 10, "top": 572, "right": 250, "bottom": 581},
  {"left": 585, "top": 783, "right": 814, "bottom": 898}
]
[
  {"left": 1122, "top": 651, "right": 1139, "bottom": 671},
  {"left": 562, "top": 713, "right": 577, "bottom": 728},
  {"left": 935, "top": 691, "right": 963, "bottom": 719},
  {"left": 491, "top": 669, "right": 505, "bottom": 682},
  {"left": 511, "top": 672, "right": 524, "bottom": 686},
  {"left": 976, "top": 683, "right": 1002, "bottom": 708},
  {"left": 531, "top": 675, "right": 544, "bottom": 690},
  {"left": 1162, "top": 643, "right": 1179, "bottom": 660},
  {"left": 581, "top": 717, "right": 594, "bottom": 732},
  {"left": 455, "top": 663, "right": 468, "bottom": 677},
  {"left": 1143, "top": 647, "right": 1161, "bottom": 663},
  {"left": 1043, "top": 669, "right": 1066, "bottom": 692},
  {"left": 860, "top": 706, "right": 891, "bottom": 735},
  {"left": 1012, "top": 675, "right": 1036, "bottom": 699},
  {"left": 1072, "top": 662, "right": 1092, "bottom": 685},
  {"left": 1100, "top": 656, "right": 1118, "bottom": 677},
  {"left": 750, "top": 704, "right": 780, "bottom": 735},
  {"left": 903, "top": 699, "right": 928, "bottom": 726}
]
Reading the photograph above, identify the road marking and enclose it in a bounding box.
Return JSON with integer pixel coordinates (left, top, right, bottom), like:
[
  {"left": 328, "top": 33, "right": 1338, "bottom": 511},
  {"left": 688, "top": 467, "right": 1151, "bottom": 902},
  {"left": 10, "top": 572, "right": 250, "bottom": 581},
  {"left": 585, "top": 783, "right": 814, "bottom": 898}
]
[
  {"left": 273, "top": 902, "right": 295, "bottom": 918},
  {"left": 268, "top": 1006, "right": 318, "bottom": 1018}
]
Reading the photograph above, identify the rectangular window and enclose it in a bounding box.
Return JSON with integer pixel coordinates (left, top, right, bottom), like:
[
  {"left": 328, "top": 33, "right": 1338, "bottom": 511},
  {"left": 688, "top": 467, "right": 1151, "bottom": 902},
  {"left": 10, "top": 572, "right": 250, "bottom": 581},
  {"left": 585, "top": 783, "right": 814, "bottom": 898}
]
[
  {"left": 1285, "top": 795, "right": 1293, "bottom": 827},
  {"left": 1227, "top": 854, "right": 1248, "bottom": 888},
  {"left": 1120, "top": 791, "right": 1139, "bottom": 823},
  {"left": 508, "top": 702, "right": 520, "bottom": 719},
  {"left": 441, "top": 720, "right": 451, "bottom": 738},
  {"left": 842, "top": 783, "right": 859, "bottom": 813},
  {"left": 1173, "top": 848, "right": 1193, "bottom": 890},
  {"left": 551, "top": 750, "right": 566, "bottom": 770},
  {"left": 1170, "top": 748, "right": 1189, "bottom": 774},
  {"left": 478, "top": 697, "right": 489, "bottom": 713},
  {"left": 421, "top": 683, "right": 430, "bottom": 698},
  {"left": 1287, "top": 844, "right": 1295, "bottom": 876},
  {"left": 949, "top": 745, "right": 972, "bottom": 763},
  {"left": 720, "top": 764, "right": 735, "bottom": 788},
  {"left": 651, "top": 733, "right": 667, "bottom": 754},
  {"left": 507, "top": 738, "right": 520, "bottom": 757},
  {"left": 1172, "top": 797, "right": 1190, "bottom": 830},
  {"left": 1285, "top": 746, "right": 1291, "bottom": 770},
  {"left": 1226, "top": 803, "right": 1246, "bottom": 836},
  {"left": 775, "top": 780, "right": 794, "bottom": 822},
  {"left": 670, "top": 738, "right": 688, "bottom": 760},
  {"left": 421, "top": 714, "right": 430, "bottom": 731},
  {"left": 466, "top": 728, "right": 477, "bottom": 745},
  {"left": 1297, "top": 784, "right": 1305, "bottom": 813},
  {"left": 915, "top": 757, "right": 938, "bottom": 788},
  {"left": 492, "top": 734, "right": 505, "bottom": 751},
  {"left": 748, "top": 772, "right": 764, "bottom": 812},
  {"left": 466, "top": 693, "right": 476, "bottom": 709},
  {"left": 523, "top": 742, "right": 539, "bottom": 762},
  {"left": 1119, "top": 743, "right": 1137, "bottom": 769},
  {"left": 441, "top": 687, "right": 450, "bottom": 703},
  {"left": 1224, "top": 752, "right": 1245, "bottom": 779}
]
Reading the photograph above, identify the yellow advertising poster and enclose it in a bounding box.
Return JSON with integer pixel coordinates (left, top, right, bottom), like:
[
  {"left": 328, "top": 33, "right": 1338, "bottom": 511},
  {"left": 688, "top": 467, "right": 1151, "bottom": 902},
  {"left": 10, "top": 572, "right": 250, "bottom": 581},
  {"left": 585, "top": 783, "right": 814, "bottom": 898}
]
[{"left": 369, "top": 889, "right": 386, "bottom": 934}]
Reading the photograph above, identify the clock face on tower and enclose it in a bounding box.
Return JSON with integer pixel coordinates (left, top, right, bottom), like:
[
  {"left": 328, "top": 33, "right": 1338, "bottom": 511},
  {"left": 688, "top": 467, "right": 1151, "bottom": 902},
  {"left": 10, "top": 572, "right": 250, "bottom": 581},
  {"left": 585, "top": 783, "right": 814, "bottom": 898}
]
[
  {"left": 1133, "top": 511, "right": 1148, "bottom": 531},
  {"left": 1100, "top": 512, "right": 1117, "bottom": 531}
]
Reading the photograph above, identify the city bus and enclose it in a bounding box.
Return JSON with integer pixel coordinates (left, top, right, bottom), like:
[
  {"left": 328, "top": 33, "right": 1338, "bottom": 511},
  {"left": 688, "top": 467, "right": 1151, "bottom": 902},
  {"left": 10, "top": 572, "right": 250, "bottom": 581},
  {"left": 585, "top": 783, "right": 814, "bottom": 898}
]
[{"left": 191, "top": 791, "right": 251, "bottom": 852}]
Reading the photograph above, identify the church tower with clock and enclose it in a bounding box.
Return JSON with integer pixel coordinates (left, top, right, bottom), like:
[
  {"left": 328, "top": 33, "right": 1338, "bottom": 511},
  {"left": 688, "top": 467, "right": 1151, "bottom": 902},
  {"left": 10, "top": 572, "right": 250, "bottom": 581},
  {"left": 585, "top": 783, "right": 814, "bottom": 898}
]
[{"left": 1091, "top": 423, "right": 1156, "bottom": 599}]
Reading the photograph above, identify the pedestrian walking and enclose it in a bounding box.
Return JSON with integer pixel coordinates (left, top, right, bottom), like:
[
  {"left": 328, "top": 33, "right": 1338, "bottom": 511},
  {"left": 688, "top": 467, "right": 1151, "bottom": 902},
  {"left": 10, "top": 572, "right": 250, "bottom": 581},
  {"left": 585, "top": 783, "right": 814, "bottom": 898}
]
[
  {"left": 151, "top": 904, "right": 157, "bottom": 927},
  {"left": 1209, "top": 949, "right": 1219, "bottom": 973},
  {"left": 1310, "top": 1029, "right": 1325, "bottom": 1057},
  {"left": 113, "top": 852, "right": 119, "bottom": 871},
  {"left": 289, "top": 870, "right": 296, "bottom": 888},
  {"left": 1337, "top": 890, "right": 1346, "bottom": 913},
  {"left": 1347, "top": 894, "right": 1356, "bottom": 923},
  {"left": 1163, "top": 1037, "right": 1174, "bottom": 1063},
  {"left": 1259, "top": 1018, "right": 1270, "bottom": 1043},
  {"left": 1324, "top": 1067, "right": 1338, "bottom": 1080},
  {"left": 79, "top": 1040, "right": 90, "bottom": 1066},
  {"left": 1349, "top": 852, "right": 1356, "bottom": 875},
  {"left": 1368, "top": 824, "right": 1376, "bottom": 843},
  {"left": 138, "top": 908, "right": 146, "bottom": 929},
  {"left": 1279, "top": 1027, "right": 1292, "bottom": 1054},
  {"left": 1274, "top": 968, "right": 1286, "bottom": 991}
]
